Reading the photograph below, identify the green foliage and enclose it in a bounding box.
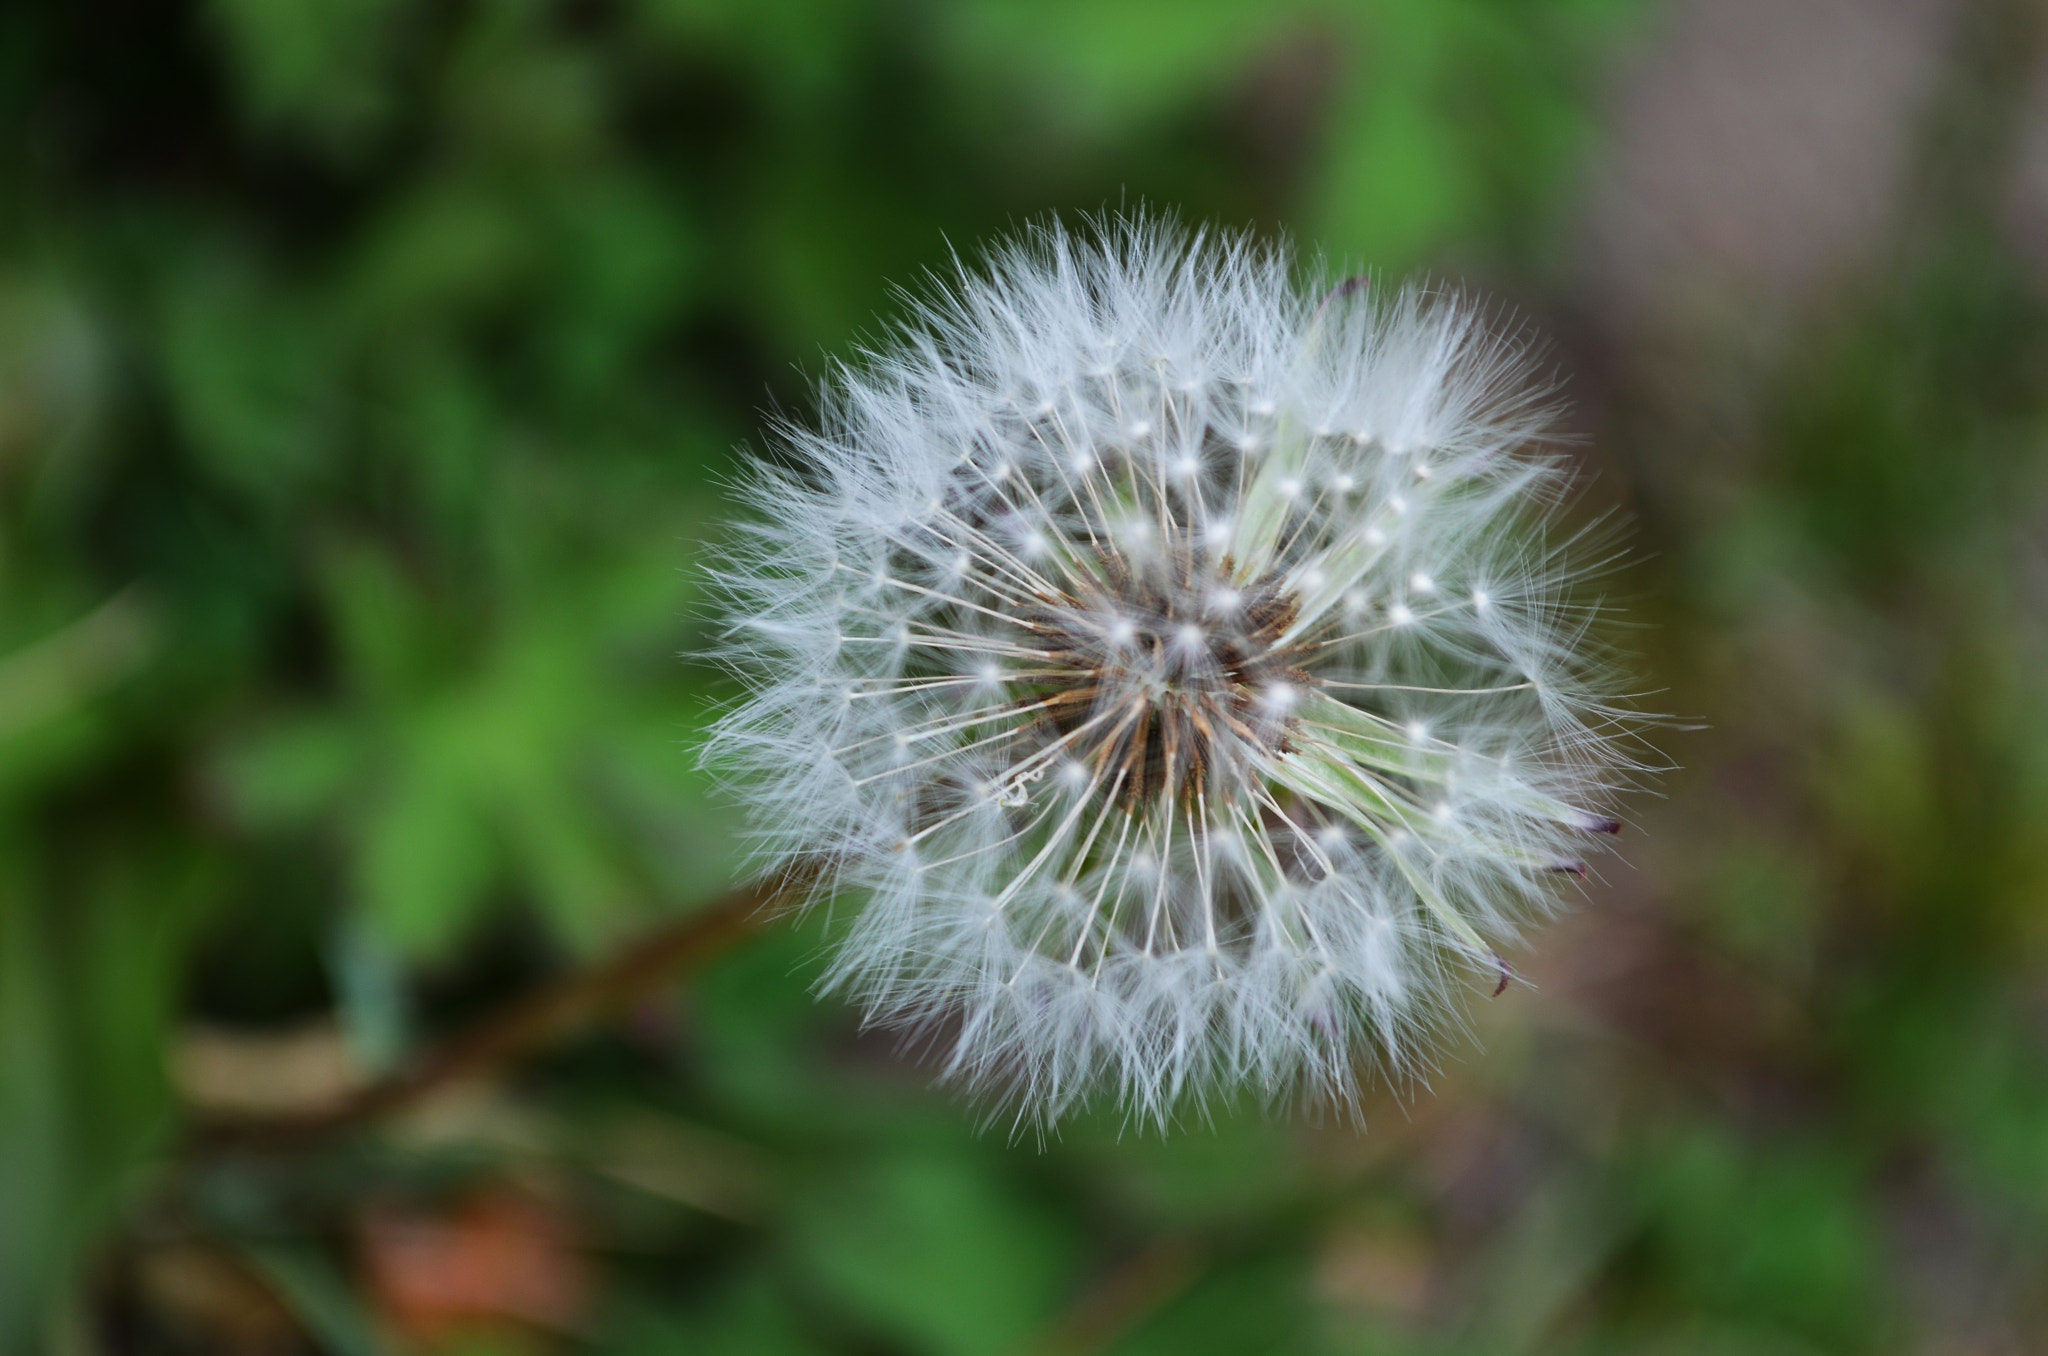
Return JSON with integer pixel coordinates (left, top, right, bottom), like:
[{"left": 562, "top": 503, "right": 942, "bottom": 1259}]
[
  {"left": 790, "top": 1150, "right": 1077, "bottom": 1355},
  {"left": 7, "top": 0, "right": 2048, "bottom": 1352},
  {"left": 0, "top": 843, "right": 207, "bottom": 1338}
]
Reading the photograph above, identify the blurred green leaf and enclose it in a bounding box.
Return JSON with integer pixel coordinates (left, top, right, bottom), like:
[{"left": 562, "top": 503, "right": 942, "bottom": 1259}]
[
  {"left": 0, "top": 275, "right": 109, "bottom": 503},
  {"left": 0, "top": 851, "right": 204, "bottom": 1345},
  {"left": 347, "top": 184, "right": 538, "bottom": 331},
  {"left": 936, "top": 0, "right": 1305, "bottom": 134},
  {"left": 603, "top": 1273, "right": 830, "bottom": 1356},
  {"left": 356, "top": 714, "right": 499, "bottom": 955},
  {"left": 790, "top": 1150, "right": 1076, "bottom": 1356},
  {"left": 1633, "top": 1132, "right": 1884, "bottom": 1349},
  {"left": 204, "top": 0, "right": 405, "bottom": 149},
  {"left": 1109, "top": 1249, "right": 1307, "bottom": 1356},
  {"left": 238, "top": 1241, "right": 395, "bottom": 1356},
  {"left": 158, "top": 265, "right": 344, "bottom": 502},
  {"left": 213, "top": 712, "right": 361, "bottom": 829}
]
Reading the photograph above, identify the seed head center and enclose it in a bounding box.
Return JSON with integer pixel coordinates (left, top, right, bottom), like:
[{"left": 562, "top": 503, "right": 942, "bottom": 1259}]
[{"left": 1027, "top": 559, "right": 1312, "bottom": 809}]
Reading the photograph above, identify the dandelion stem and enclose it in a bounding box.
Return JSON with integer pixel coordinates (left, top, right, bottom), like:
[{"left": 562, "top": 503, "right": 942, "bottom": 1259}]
[{"left": 183, "top": 876, "right": 791, "bottom": 1153}]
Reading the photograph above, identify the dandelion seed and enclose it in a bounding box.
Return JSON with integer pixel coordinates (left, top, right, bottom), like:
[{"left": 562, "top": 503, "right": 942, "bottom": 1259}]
[{"left": 705, "top": 214, "right": 1646, "bottom": 1127}]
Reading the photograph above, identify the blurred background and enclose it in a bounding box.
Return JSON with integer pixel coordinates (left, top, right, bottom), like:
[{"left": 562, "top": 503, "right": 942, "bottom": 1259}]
[{"left": 5, "top": 0, "right": 2048, "bottom": 1351}]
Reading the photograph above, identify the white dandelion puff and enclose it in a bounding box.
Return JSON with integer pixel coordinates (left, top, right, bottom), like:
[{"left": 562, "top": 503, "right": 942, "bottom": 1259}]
[{"left": 705, "top": 214, "right": 1648, "bottom": 1128}]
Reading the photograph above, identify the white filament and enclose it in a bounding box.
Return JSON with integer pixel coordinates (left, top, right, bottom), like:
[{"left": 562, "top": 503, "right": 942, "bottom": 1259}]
[{"left": 705, "top": 215, "right": 1643, "bottom": 1128}]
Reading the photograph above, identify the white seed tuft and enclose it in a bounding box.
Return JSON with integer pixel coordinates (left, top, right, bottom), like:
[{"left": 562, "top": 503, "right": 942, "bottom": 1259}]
[{"left": 704, "top": 214, "right": 1645, "bottom": 1128}]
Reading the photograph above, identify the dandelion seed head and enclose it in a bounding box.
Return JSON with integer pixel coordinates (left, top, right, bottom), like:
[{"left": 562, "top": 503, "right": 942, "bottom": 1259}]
[{"left": 705, "top": 214, "right": 1647, "bottom": 1128}]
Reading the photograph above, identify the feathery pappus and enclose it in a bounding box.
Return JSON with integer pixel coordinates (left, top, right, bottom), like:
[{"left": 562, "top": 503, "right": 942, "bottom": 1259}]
[{"left": 705, "top": 215, "right": 1646, "bottom": 1127}]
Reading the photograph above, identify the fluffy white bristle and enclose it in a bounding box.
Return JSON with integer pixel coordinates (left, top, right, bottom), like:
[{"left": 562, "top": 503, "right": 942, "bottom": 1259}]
[{"left": 705, "top": 214, "right": 1644, "bottom": 1128}]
